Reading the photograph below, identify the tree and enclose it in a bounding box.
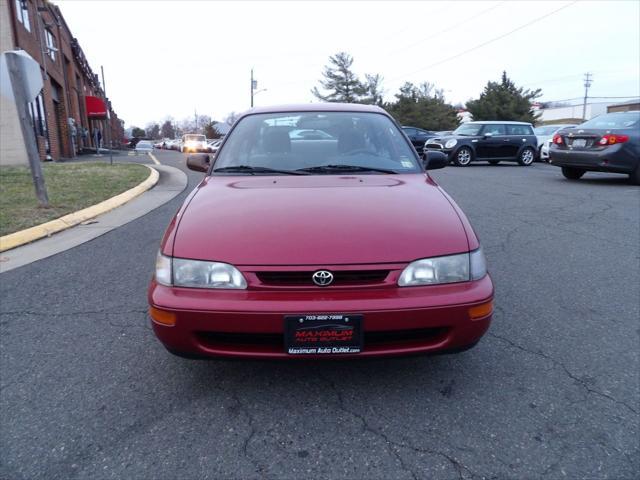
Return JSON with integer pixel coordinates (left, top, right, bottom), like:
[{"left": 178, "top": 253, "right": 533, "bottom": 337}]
[
  {"left": 466, "top": 71, "right": 541, "bottom": 123},
  {"left": 160, "top": 120, "right": 175, "bottom": 139},
  {"left": 385, "top": 82, "right": 459, "bottom": 131},
  {"left": 312, "top": 52, "right": 365, "bottom": 103},
  {"left": 203, "top": 120, "right": 223, "bottom": 139},
  {"left": 131, "top": 126, "right": 145, "bottom": 138},
  {"left": 360, "top": 73, "right": 385, "bottom": 106},
  {"left": 146, "top": 123, "right": 161, "bottom": 139},
  {"left": 225, "top": 111, "right": 239, "bottom": 125}
]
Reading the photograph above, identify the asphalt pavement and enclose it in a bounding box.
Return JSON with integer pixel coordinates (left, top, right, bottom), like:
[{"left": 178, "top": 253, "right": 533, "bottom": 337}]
[{"left": 1, "top": 151, "right": 638, "bottom": 480}]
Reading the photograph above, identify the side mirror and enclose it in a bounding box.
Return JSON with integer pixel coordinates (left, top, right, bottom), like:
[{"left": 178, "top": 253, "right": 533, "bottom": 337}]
[
  {"left": 483, "top": 132, "right": 494, "bottom": 139},
  {"left": 186, "top": 153, "right": 210, "bottom": 172},
  {"left": 423, "top": 151, "right": 448, "bottom": 170}
]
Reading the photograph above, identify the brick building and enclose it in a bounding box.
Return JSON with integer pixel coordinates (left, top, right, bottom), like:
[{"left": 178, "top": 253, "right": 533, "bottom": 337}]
[{"left": 0, "top": 0, "right": 124, "bottom": 165}]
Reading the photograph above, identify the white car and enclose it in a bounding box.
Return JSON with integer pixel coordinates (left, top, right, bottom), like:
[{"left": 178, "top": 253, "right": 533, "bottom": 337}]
[
  {"left": 134, "top": 140, "right": 153, "bottom": 155},
  {"left": 180, "top": 134, "right": 208, "bottom": 153},
  {"left": 534, "top": 124, "right": 577, "bottom": 161}
]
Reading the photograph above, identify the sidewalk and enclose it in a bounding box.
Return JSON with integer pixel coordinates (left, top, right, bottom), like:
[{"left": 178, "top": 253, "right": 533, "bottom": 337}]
[{"left": 0, "top": 164, "right": 187, "bottom": 273}]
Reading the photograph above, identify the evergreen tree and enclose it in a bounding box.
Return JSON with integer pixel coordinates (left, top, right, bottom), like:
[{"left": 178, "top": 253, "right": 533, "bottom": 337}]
[
  {"left": 160, "top": 120, "right": 175, "bottom": 139},
  {"left": 385, "top": 82, "right": 458, "bottom": 131},
  {"left": 360, "top": 73, "right": 385, "bottom": 106},
  {"left": 466, "top": 71, "right": 541, "bottom": 123},
  {"left": 312, "top": 52, "right": 365, "bottom": 103}
]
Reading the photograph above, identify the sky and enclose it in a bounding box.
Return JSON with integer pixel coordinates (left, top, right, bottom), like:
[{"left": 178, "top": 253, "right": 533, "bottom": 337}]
[{"left": 56, "top": 0, "right": 640, "bottom": 128}]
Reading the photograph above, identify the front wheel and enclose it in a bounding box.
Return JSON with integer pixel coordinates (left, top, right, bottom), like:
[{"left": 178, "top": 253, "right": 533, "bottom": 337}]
[
  {"left": 518, "top": 147, "right": 535, "bottom": 166},
  {"left": 561, "top": 166, "right": 585, "bottom": 180},
  {"left": 453, "top": 147, "right": 473, "bottom": 166}
]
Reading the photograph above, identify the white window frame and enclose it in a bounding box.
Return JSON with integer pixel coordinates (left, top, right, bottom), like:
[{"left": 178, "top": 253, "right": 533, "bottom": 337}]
[
  {"left": 45, "top": 29, "right": 56, "bottom": 61},
  {"left": 15, "top": 0, "right": 31, "bottom": 31}
]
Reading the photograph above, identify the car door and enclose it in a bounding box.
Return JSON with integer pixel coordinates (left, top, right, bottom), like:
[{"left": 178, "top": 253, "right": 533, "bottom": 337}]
[
  {"left": 475, "top": 124, "right": 507, "bottom": 159},
  {"left": 505, "top": 124, "right": 534, "bottom": 158}
]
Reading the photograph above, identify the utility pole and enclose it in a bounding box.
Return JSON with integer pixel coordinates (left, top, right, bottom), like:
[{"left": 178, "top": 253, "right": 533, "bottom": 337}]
[
  {"left": 250, "top": 68, "right": 254, "bottom": 108},
  {"left": 101, "top": 65, "right": 113, "bottom": 165},
  {"left": 194, "top": 109, "right": 198, "bottom": 132},
  {"left": 582, "top": 72, "right": 593, "bottom": 121}
]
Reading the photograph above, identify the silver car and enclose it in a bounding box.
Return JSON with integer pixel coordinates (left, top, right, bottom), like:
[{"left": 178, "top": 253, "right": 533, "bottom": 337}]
[{"left": 534, "top": 124, "right": 577, "bottom": 161}]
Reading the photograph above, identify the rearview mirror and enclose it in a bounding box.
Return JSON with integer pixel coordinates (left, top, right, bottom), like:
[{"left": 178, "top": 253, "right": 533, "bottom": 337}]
[
  {"left": 423, "top": 151, "right": 448, "bottom": 170},
  {"left": 186, "top": 153, "right": 210, "bottom": 172}
]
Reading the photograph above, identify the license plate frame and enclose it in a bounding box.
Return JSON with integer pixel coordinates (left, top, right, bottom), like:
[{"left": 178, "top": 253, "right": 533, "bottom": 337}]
[
  {"left": 284, "top": 314, "right": 363, "bottom": 355},
  {"left": 572, "top": 138, "right": 587, "bottom": 148}
]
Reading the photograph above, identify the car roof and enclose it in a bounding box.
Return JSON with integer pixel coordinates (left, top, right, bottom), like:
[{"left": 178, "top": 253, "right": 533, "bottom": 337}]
[
  {"left": 243, "top": 103, "right": 387, "bottom": 115},
  {"left": 466, "top": 121, "right": 533, "bottom": 125}
]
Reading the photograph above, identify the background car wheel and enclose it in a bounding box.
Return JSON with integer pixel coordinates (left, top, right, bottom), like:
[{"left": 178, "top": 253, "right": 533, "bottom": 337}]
[
  {"left": 561, "top": 166, "right": 585, "bottom": 180},
  {"left": 518, "top": 147, "right": 535, "bottom": 166},
  {"left": 453, "top": 147, "right": 473, "bottom": 167},
  {"left": 488, "top": 160, "right": 500, "bottom": 165},
  {"left": 630, "top": 164, "right": 640, "bottom": 185}
]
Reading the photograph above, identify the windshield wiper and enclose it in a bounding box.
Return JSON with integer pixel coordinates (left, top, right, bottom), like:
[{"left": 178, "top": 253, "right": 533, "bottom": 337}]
[
  {"left": 212, "top": 165, "right": 307, "bottom": 175},
  {"left": 296, "top": 164, "right": 397, "bottom": 174}
]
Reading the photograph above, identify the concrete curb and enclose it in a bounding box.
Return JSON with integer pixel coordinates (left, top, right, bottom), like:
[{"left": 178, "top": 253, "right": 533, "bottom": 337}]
[{"left": 0, "top": 165, "right": 159, "bottom": 253}]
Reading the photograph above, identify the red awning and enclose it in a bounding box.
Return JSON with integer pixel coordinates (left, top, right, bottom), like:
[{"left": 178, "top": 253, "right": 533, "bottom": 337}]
[{"left": 85, "top": 95, "right": 107, "bottom": 119}]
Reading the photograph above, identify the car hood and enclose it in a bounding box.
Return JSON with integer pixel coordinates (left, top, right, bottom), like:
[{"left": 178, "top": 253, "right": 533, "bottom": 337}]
[
  {"left": 428, "top": 135, "right": 478, "bottom": 143},
  {"left": 171, "top": 174, "right": 470, "bottom": 266}
]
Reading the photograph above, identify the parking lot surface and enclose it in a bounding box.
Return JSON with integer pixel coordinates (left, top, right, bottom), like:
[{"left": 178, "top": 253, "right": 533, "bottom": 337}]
[{"left": 1, "top": 152, "right": 638, "bottom": 479}]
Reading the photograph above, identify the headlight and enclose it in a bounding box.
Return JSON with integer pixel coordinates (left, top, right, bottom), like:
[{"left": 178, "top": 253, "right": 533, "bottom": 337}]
[
  {"left": 154, "top": 252, "right": 247, "bottom": 289},
  {"left": 444, "top": 139, "right": 458, "bottom": 149},
  {"left": 155, "top": 251, "right": 172, "bottom": 286},
  {"left": 398, "top": 248, "right": 487, "bottom": 286}
]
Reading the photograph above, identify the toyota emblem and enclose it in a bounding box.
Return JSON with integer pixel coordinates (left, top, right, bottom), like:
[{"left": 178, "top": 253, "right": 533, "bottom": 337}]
[{"left": 312, "top": 270, "right": 334, "bottom": 286}]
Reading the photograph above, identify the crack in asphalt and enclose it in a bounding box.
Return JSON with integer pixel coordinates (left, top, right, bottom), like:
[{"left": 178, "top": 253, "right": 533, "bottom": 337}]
[
  {"left": 319, "top": 374, "right": 481, "bottom": 480},
  {"left": 229, "top": 389, "right": 267, "bottom": 479},
  {"left": 487, "top": 331, "right": 638, "bottom": 416}
]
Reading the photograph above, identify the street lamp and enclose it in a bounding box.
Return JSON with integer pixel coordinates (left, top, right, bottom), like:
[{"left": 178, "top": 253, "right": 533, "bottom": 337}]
[{"left": 250, "top": 68, "right": 267, "bottom": 107}]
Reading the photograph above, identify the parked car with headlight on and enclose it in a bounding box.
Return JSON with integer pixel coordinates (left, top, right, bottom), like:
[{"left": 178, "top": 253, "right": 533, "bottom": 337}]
[
  {"left": 424, "top": 121, "right": 538, "bottom": 166},
  {"left": 148, "top": 103, "right": 494, "bottom": 360},
  {"left": 549, "top": 111, "right": 640, "bottom": 183},
  {"left": 534, "top": 124, "right": 578, "bottom": 161},
  {"left": 181, "top": 134, "right": 208, "bottom": 153}
]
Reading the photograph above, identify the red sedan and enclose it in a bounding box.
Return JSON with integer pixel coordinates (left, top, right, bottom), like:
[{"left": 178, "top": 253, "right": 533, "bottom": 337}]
[{"left": 148, "top": 104, "right": 494, "bottom": 359}]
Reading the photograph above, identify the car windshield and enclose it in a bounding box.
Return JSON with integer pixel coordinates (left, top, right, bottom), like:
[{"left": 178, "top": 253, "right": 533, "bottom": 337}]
[
  {"left": 453, "top": 123, "right": 483, "bottom": 136},
  {"left": 579, "top": 111, "right": 640, "bottom": 129},
  {"left": 213, "top": 111, "right": 420, "bottom": 174},
  {"left": 185, "top": 135, "right": 205, "bottom": 142}
]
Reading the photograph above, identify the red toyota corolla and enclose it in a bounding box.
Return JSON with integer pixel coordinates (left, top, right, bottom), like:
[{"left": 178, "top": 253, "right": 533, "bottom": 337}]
[{"left": 148, "top": 104, "right": 494, "bottom": 359}]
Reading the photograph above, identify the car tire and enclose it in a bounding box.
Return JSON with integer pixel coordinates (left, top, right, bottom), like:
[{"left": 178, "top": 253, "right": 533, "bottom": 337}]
[
  {"left": 517, "top": 147, "right": 535, "bottom": 166},
  {"left": 561, "top": 166, "right": 585, "bottom": 180},
  {"left": 488, "top": 160, "right": 500, "bottom": 165},
  {"left": 630, "top": 164, "right": 640, "bottom": 185},
  {"left": 452, "top": 147, "right": 473, "bottom": 167}
]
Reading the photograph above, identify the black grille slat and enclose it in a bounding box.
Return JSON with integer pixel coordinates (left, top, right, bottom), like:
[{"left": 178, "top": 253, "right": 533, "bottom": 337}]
[
  {"left": 255, "top": 270, "right": 389, "bottom": 286},
  {"left": 196, "top": 328, "right": 449, "bottom": 350}
]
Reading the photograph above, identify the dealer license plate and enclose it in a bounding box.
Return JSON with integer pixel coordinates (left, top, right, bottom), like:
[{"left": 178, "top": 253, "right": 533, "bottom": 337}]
[{"left": 284, "top": 314, "right": 363, "bottom": 355}]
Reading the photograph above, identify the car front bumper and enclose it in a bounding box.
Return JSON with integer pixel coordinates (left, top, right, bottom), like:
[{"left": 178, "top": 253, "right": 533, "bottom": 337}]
[
  {"left": 148, "top": 275, "right": 494, "bottom": 359},
  {"left": 549, "top": 144, "right": 639, "bottom": 173}
]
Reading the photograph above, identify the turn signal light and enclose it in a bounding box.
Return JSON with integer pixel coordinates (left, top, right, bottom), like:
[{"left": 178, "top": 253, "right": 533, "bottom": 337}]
[
  {"left": 598, "top": 134, "right": 629, "bottom": 146},
  {"left": 468, "top": 300, "right": 494, "bottom": 320},
  {"left": 552, "top": 134, "right": 563, "bottom": 145},
  {"left": 149, "top": 306, "right": 176, "bottom": 326}
]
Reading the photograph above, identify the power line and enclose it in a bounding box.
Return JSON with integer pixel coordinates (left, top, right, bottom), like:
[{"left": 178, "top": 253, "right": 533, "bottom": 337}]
[
  {"left": 384, "top": 1, "right": 506, "bottom": 57},
  {"left": 388, "top": 1, "right": 578, "bottom": 82}
]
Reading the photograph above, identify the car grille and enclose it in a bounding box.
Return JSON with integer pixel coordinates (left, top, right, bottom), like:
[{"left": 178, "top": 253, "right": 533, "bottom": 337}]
[
  {"left": 255, "top": 270, "right": 390, "bottom": 287},
  {"left": 196, "top": 327, "right": 450, "bottom": 351},
  {"left": 425, "top": 143, "right": 443, "bottom": 150}
]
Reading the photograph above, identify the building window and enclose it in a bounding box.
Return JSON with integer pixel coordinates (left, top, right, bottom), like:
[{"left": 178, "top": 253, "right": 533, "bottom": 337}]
[
  {"left": 45, "top": 29, "right": 56, "bottom": 61},
  {"left": 15, "top": 0, "right": 31, "bottom": 31},
  {"left": 28, "top": 90, "right": 49, "bottom": 153}
]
